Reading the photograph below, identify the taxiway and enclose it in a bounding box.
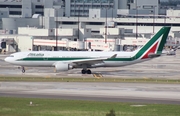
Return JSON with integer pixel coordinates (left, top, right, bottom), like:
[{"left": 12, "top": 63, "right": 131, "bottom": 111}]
[
  {"left": 0, "top": 51, "right": 180, "bottom": 79},
  {"left": 0, "top": 82, "right": 180, "bottom": 104}
]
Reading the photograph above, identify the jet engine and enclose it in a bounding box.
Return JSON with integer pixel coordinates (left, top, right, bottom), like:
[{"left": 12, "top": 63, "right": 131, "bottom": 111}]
[{"left": 55, "top": 62, "right": 73, "bottom": 71}]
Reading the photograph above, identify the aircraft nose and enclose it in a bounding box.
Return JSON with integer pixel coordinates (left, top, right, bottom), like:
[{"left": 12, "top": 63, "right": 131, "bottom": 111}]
[
  {"left": 4, "top": 57, "right": 8, "bottom": 62},
  {"left": 4, "top": 57, "right": 10, "bottom": 62}
]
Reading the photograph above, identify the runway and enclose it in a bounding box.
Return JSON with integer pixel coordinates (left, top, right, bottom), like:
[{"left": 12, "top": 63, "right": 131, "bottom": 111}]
[{"left": 0, "top": 82, "right": 180, "bottom": 104}]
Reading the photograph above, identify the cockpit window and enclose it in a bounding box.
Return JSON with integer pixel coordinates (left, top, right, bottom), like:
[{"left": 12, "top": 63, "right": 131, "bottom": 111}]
[{"left": 9, "top": 55, "right": 14, "bottom": 57}]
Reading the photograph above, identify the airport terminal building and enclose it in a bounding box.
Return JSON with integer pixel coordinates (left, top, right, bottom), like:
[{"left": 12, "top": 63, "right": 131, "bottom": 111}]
[{"left": 0, "top": 0, "right": 180, "bottom": 52}]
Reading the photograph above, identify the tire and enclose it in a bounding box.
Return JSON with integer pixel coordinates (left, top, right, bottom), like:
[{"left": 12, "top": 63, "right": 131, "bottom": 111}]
[
  {"left": 87, "top": 70, "right": 91, "bottom": 74},
  {"left": 81, "top": 69, "right": 87, "bottom": 74},
  {"left": 22, "top": 69, "right": 25, "bottom": 73}
]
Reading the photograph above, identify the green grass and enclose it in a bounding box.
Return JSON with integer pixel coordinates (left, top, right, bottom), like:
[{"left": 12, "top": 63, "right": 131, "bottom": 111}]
[
  {"left": 0, "top": 97, "right": 180, "bottom": 116},
  {"left": 0, "top": 76, "right": 180, "bottom": 84}
]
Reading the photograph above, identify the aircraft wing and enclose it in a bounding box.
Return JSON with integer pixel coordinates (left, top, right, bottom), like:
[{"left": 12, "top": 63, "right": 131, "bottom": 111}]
[{"left": 70, "top": 54, "right": 117, "bottom": 65}]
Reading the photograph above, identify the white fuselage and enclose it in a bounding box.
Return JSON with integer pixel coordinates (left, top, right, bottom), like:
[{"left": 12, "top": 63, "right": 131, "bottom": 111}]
[{"left": 4, "top": 51, "right": 150, "bottom": 68}]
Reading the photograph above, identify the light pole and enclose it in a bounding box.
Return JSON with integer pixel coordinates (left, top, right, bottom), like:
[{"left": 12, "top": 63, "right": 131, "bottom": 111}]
[
  {"left": 135, "top": 0, "right": 138, "bottom": 39},
  {"left": 42, "top": 5, "right": 44, "bottom": 28},
  {"left": 136, "top": 11, "right": 138, "bottom": 39},
  {"left": 105, "top": 7, "right": 107, "bottom": 43},
  {"left": 41, "top": 0, "right": 44, "bottom": 28},
  {"left": 153, "top": 6, "right": 157, "bottom": 33},
  {"left": 78, "top": 6, "right": 80, "bottom": 40},
  {"left": 55, "top": 8, "right": 58, "bottom": 51},
  {"left": 112, "top": 7, "right": 113, "bottom": 20}
]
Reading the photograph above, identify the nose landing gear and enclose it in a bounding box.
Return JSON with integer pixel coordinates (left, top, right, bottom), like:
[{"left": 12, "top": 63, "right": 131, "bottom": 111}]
[{"left": 21, "top": 66, "right": 25, "bottom": 73}]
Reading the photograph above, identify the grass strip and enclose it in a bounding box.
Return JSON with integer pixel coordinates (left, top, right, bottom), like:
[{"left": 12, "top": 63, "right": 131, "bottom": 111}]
[
  {"left": 0, "top": 97, "right": 180, "bottom": 116},
  {"left": 0, "top": 76, "right": 180, "bottom": 84}
]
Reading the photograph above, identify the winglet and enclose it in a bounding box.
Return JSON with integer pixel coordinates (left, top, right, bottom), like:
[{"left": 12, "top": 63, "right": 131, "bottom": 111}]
[{"left": 110, "top": 54, "right": 117, "bottom": 59}]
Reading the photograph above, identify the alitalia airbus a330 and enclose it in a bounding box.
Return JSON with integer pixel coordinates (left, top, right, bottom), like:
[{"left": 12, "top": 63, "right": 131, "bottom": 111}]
[{"left": 4, "top": 27, "right": 171, "bottom": 74}]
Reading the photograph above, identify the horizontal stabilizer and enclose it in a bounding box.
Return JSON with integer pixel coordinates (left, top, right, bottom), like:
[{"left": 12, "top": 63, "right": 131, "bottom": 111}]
[{"left": 148, "top": 53, "right": 161, "bottom": 58}]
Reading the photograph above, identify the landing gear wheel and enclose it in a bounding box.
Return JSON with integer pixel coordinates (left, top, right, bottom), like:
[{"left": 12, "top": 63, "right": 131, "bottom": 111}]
[
  {"left": 87, "top": 70, "right": 91, "bottom": 74},
  {"left": 22, "top": 69, "right": 25, "bottom": 73},
  {"left": 81, "top": 69, "right": 87, "bottom": 74},
  {"left": 22, "top": 67, "right": 25, "bottom": 73}
]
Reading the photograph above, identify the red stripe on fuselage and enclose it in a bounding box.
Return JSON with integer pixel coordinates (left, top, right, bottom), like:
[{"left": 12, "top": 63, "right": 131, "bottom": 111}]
[{"left": 141, "top": 42, "right": 159, "bottom": 59}]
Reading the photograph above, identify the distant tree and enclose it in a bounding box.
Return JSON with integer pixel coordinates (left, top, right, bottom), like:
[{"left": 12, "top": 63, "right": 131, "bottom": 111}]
[{"left": 106, "top": 109, "right": 116, "bottom": 116}]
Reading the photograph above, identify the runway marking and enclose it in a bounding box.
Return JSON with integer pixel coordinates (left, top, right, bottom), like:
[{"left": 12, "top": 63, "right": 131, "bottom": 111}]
[
  {"left": 143, "top": 77, "right": 150, "bottom": 79},
  {"left": 44, "top": 76, "right": 51, "bottom": 78},
  {"left": 54, "top": 68, "right": 57, "bottom": 73},
  {"left": 93, "top": 73, "right": 103, "bottom": 78}
]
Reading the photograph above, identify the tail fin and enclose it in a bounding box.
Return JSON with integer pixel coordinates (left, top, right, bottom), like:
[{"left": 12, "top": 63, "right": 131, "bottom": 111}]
[{"left": 134, "top": 27, "right": 171, "bottom": 59}]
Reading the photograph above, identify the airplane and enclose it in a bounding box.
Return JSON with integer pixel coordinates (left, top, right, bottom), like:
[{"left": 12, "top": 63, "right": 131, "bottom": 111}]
[{"left": 4, "top": 26, "right": 171, "bottom": 74}]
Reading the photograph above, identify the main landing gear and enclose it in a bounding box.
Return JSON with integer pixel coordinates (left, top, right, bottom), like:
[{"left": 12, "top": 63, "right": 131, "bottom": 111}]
[{"left": 81, "top": 69, "right": 91, "bottom": 74}]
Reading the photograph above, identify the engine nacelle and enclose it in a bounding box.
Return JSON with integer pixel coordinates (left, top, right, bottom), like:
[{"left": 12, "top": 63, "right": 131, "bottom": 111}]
[{"left": 55, "top": 62, "right": 73, "bottom": 71}]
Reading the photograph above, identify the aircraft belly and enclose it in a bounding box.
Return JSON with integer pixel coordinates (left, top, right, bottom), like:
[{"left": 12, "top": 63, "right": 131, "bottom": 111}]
[{"left": 14, "top": 61, "right": 54, "bottom": 67}]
